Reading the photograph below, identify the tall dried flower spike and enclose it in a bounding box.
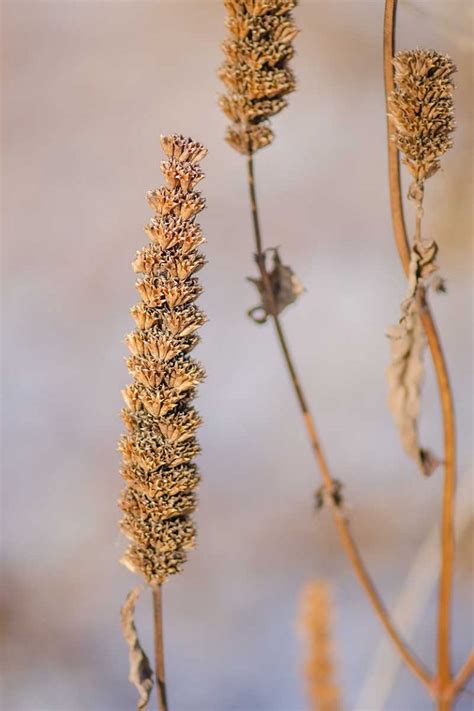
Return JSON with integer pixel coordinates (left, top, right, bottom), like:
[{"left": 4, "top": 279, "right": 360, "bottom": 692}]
[
  {"left": 219, "top": 0, "right": 298, "bottom": 154},
  {"left": 299, "top": 581, "right": 342, "bottom": 711},
  {"left": 119, "top": 134, "right": 208, "bottom": 586},
  {"left": 388, "top": 49, "right": 456, "bottom": 186},
  {"left": 386, "top": 49, "right": 456, "bottom": 478}
]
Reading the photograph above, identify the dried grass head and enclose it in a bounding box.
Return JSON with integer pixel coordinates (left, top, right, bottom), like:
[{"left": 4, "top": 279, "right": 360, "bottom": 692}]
[
  {"left": 299, "top": 581, "right": 342, "bottom": 711},
  {"left": 388, "top": 49, "right": 456, "bottom": 185},
  {"left": 219, "top": 0, "right": 298, "bottom": 154},
  {"left": 118, "top": 134, "right": 207, "bottom": 585}
]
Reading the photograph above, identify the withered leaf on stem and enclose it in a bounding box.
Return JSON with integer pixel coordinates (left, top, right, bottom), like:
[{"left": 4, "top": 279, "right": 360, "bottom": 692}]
[
  {"left": 247, "top": 248, "right": 304, "bottom": 323},
  {"left": 120, "top": 587, "right": 154, "bottom": 711},
  {"left": 386, "top": 242, "right": 441, "bottom": 476}
]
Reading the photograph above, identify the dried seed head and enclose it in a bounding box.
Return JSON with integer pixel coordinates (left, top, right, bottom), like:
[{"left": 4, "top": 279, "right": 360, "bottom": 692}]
[
  {"left": 388, "top": 49, "right": 456, "bottom": 183},
  {"left": 160, "top": 134, "right": 207, "bottom": 164},
  {"left": 219, "top": 0, "right": 298, "bottom": 154},
  {"left": 299, "top": 582, "right": 342, "bottom": 711},
  {"left": 118, "top": 134, "right": 207, "bottom": 585}
]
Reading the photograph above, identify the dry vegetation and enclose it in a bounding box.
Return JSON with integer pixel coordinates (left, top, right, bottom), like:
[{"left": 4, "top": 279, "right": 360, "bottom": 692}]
[{"left": 116, "top": 2, "right": 472, "bottom": 710}]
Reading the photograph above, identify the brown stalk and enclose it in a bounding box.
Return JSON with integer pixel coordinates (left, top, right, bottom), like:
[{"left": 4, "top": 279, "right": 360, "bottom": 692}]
[
  {"left": 152, "top": 585, "right": 168, "bottom": 711},
  {"left": 446, "top": 652, "right": 474, "bottom": 701},
  {"left": 383, "top": 1, "right": 461, "bottom": 705},
  {"left": 246, "top": 155, "right": 431, "bottom": 691}
]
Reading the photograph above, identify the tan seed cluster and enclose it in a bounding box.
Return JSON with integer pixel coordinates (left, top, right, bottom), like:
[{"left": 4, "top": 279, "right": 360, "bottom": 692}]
[
  {"left": 219, "top": 0, "right": 298, "bottom": 154},
  {"left": 118, "top": 134, "right": 207, "bottom": 585},
  {"left": 299, "top": 582, "right": 342, "bottom": 711},
  {"left": 388, "top": 49, "right": 456, "bottom": 184}
]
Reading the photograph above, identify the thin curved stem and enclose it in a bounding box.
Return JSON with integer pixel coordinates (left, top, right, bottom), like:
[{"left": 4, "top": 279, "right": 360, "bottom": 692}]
[
  {"left": 246, "top": 155, "right": 432, "bottom": 691},
  {"left": 447, "top": 652, "right": 474, "bottom": 701},
  {"left": 383, "top": 0, "right": 457, "bottom": 700},
  {"left": 152, "top": 585, "right": 168, "bottom": 711}
]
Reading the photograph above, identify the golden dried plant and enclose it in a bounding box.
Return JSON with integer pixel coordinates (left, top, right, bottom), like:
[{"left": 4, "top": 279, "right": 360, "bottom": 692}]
[
  {"left": 219, "top": 0, "right": 298, "bottom": 154},
  {"left": 386, "top": 49, "right": 456, "bottom": 477},
  {"left": 217, "top": 0, "right": 445, "bottom": 701},
  {"left": 118, "top": 134, "right": 208, "bottom": 586},
  {"left": 299, "top": 582, "right": 342, "bottom": 711},
  {"left": 388, "top": 49, "right": 456, "bottom": 186},
  {"left": 383, "top": 7, "right": 472, "bottom": 701}
]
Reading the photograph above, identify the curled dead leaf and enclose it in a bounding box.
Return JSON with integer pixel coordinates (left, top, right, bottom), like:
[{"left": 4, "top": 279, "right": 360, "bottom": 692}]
[
  {"left": 386, "top": 240, "right": 443, "bottom": 476},
  {"left": 121, "top": 587, "right": 154, "bottom": 710},
  {"left": 247, "top": 248, "right": 304, "bottom": 323},
  {"left": 387, "top": 305, "right": 440, "bottom": 476}
]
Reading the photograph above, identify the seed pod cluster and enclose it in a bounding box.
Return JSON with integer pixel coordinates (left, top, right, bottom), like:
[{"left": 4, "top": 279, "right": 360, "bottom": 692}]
[
  {"left": 388, "top": 49, "right": 456, "bottom": 184},
  {"left": 219, "top": 0, "right": 298, "bottom": 154},
  {"left": 118, "top": 134, "right": 207, "bottom": 585}
]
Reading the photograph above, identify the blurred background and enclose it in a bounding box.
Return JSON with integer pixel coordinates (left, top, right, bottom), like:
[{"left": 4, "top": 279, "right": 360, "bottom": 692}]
[{"left": 1, "top": 1, "right": 473, "bottom": 709}]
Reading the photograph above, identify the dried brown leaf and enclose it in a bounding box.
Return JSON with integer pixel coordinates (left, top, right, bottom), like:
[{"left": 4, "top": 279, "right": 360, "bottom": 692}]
[
  {"left": 120, "top": 588, "right": 154, "bottom": 711},
  {"left": 247, "top": 248, "right": 304, "bottom": 323},
  {"left": 406, "top": 240, "right": 439, "bottom": 300},
  {"left": 386, "top": 242, "right": 442, "bottom": 476}
]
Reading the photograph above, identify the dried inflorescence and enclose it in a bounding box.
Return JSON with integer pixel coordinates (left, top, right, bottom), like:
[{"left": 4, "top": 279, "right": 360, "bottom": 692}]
[
  {"left": 388, "top": 49, "right": 456, "bottom": 185},
  {"left": 299, "top": 582, "right": 342, "bottom": 711},
  {"left": 118, "top": 134, "right": 207, "bottom": 585},
  {"left": 386, "top": 48, "right": 456, "bottom": 477},
  {"left": 219, "top": 0, "right": 298, "bottom": 154}
]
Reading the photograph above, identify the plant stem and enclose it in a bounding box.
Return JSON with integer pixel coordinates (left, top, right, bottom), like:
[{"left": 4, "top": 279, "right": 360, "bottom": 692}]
[
  {"left": 447, "top": 652, "right": 474, "bottom": 700},
  {"left": 383, "top": 0, "right": 457, "bottom": 701},
  {"left": 152, "top": 585, "right": 168, "bottom": 711},
  {"left": 246, "top": 155, "right": 431, "bottom": 691}
]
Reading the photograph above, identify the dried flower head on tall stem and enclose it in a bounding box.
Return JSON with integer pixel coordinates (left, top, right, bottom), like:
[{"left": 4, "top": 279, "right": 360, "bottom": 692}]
[
  {"left": 219, "top": 0, "right": 298, "bottom": 154},
  {"left": 118, "top": 134, "right": 208, "bottom": 711},
  {"left": 384, "top": 3, "right": 470, "bottom": 704},
  {"left": 119, "top": 134, "right": 208, "bottom": 586},
  {"left": 218, "top": 0, "right": 431, "bottom": 695},
  {"left": 388, "top": 49, "right": 456, "bottom": 189},
  {"left": 386, "top": 50, "right": 456, "bottom": 477}
]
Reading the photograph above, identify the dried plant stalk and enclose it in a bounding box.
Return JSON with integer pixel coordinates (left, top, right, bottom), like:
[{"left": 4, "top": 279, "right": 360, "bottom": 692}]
[
  {"left": 219, "top": 0, "right": 431, "bottom": 693},
  {"left": 387, "top": 46, "right": 459, "bottom": 703},
  {"left": 383, "top": 2, "right": 466, "bottom": 705},
  {"left": 118, "top": 134, "right": 208, "bottom": 711},
  {"left": 219, "top": 0, "right": 298, "bottom": 154},
  {"left": 299, "top": 582, "right": 342, "bottom": 711},
  {"left": 386, "top": 49, "right": 456, "bottom": 479}
]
